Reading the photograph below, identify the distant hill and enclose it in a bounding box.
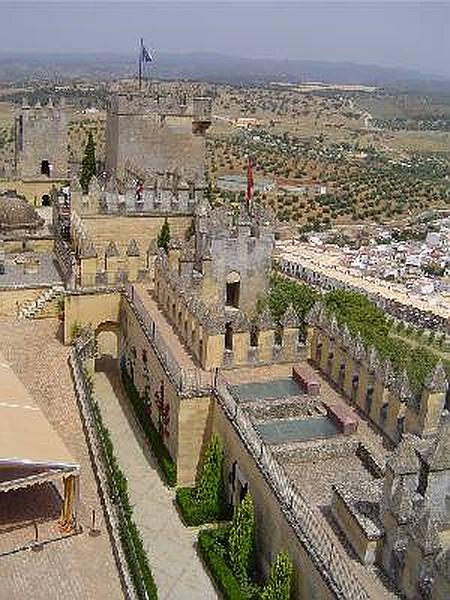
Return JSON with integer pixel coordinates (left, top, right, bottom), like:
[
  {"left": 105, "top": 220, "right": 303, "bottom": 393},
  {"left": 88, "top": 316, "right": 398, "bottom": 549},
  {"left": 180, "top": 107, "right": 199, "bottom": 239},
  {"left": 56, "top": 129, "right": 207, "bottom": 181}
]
[{"left": 1, "top": 51, "right": 449, "bottom": 92}]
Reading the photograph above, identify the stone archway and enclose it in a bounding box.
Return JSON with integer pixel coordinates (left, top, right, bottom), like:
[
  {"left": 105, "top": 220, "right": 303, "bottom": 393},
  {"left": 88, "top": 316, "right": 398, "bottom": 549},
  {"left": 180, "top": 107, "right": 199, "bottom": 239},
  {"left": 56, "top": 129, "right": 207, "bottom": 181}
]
[{"left": 95, "top": 320, "right": 120, "bottom": 360}]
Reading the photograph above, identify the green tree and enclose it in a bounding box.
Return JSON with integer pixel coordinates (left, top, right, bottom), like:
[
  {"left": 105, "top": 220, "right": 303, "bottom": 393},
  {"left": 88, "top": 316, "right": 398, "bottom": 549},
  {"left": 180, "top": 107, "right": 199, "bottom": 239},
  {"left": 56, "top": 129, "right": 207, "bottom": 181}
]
[
  {"left": 228, "top": 493, "right": 255, "bottom": 583},
  {"left": 157, "top": 217, "right": 171, "bottom": 253},
  {"left": 261, "top": 552, "right": 294, "bottom": 600},
  {"left": 195, "top": 434, "right": 224, "bottom": 515},
  {"left": 79, "top": 130, "right": 96, "bottom": 193}
]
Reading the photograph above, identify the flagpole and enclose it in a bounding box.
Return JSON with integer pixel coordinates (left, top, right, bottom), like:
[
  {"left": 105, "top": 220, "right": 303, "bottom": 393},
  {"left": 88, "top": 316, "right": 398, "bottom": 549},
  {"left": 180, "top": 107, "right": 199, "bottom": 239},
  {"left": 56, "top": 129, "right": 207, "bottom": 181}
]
[{"left": 138, "top": 37, "right": 143, "bottom": 91}]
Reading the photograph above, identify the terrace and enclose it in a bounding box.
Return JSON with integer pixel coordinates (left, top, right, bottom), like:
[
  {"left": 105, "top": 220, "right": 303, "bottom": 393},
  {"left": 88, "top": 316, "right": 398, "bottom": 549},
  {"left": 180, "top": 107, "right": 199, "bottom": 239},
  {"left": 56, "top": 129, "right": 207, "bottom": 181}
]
[{"left": 217, "top": 360, "right": 396, "bottom": 598}]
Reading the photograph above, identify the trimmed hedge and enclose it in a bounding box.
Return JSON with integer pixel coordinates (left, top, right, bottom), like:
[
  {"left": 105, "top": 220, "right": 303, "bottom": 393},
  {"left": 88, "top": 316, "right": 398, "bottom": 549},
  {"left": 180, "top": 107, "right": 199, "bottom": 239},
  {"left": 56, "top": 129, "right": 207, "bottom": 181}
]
[
  {"left": 176, "top": 486, "right": 231, "bottom": 526},
  {"left": 198, "top": 527, "right": 246, "bottom": 600},
  {"left": 91, "top": 400, "right": 158, "bottom": 599},
  {"left": 121, "top": 367, "right": 177, "bottom": 486}
]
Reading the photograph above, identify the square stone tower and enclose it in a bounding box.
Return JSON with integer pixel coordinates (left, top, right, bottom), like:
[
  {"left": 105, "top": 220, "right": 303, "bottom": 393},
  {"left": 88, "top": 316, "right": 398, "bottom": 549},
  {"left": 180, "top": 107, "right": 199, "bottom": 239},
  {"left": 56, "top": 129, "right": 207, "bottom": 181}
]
[
  {"left": 14, "top": 98, "right": 68, "bottom": 180},
  {"left": 105, "top": 92, "right": 212, "bottom": 186}
]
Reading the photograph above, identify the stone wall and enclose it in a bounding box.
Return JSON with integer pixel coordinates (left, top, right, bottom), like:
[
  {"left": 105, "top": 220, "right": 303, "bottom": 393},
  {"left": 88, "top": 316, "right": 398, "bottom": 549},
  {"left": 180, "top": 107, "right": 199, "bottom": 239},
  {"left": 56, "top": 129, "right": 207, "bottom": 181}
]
[
  {"left": 306, "top": 303, "right": 448, "bottom": 442},
  {"left": 105, "top": 93, "right": 211, "bottom": 185},
  {"left": 155, "top": 252, "right": 305, "bottom": 370},
  {"left": 73, "top": 212, "right": 192, "bottom": 255},
  {"left": 14, "top": 101, "right": 68, "bottom": 180},
  {"left": 120, "top": 296, "right": 212, "bottom": 486},
  {"left": 0, "top": 287, "right": 44, "bottom": 317},
  {"left": 0, "top": 178, "right": 68, "bottom": 206},
  {"left": 213, "top": 401, "right": 343, "bottom": 600}
]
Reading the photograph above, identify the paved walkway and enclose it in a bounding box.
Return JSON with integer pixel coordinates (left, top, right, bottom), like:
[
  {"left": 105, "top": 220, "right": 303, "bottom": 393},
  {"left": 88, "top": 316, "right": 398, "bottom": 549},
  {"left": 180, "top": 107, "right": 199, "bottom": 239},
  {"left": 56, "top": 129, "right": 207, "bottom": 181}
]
[
  {"left": 0, "top": 318, "right": 122, "bottom": 600},
  {"left": 94, "top": 365, "right": 219, "bottom": 600}
]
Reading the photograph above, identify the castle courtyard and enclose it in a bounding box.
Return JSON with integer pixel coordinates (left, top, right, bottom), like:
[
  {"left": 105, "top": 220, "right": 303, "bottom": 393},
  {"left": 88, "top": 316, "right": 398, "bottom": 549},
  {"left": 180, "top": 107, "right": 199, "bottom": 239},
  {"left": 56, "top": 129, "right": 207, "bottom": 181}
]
[{"left": 0, "top": 317, "right": 122, "bottom": 599}]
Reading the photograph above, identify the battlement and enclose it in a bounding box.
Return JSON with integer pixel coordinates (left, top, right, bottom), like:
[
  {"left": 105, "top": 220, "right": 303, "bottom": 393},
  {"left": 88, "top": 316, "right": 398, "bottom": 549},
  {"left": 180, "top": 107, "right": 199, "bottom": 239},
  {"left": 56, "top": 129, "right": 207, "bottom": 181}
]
[
  {"left": 16, "top": 98, "right": 66, "bottom": 123},
  {"left": 203, "top": 205, "right": 274, "bottom": 243},
  {"left": 109, "top": 92, "right": 211, "bottom": 122}
]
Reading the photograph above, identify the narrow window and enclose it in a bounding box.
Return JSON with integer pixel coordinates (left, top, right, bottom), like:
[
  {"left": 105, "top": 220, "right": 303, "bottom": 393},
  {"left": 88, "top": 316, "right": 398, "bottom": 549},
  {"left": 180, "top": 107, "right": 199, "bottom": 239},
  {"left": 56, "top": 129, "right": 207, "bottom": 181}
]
[
  {"left": 41, "top": 160, "right": 50, "bottom": 176},
  {"left": 250, "top": 324, "right": 259, "bottom": 348},
  {"left": 225, "top": 322, "right": 233, "bottom": 351},
  {"left": 226, "top": 281, "right": 240, "bottom": 308}
]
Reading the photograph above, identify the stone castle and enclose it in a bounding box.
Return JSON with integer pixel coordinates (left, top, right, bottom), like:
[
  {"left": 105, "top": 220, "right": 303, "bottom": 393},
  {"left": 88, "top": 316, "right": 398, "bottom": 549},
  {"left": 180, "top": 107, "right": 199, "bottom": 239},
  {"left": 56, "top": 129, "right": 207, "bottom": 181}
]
[{"left": 0, "top": 88, "right": 449, "bottom": 600}]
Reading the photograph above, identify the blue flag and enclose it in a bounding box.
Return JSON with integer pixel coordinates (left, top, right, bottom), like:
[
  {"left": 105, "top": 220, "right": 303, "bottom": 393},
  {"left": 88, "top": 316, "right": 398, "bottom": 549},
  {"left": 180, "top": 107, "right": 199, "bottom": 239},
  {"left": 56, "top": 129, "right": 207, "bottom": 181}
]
[{"left": 142, "top": 45, "right": 153, "bottom": 63}]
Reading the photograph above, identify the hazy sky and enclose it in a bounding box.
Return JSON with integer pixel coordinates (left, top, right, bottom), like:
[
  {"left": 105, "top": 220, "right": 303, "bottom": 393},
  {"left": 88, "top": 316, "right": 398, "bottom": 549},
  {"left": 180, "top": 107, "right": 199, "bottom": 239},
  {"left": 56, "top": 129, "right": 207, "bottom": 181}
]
[{"left": 0, "top": 1, "right": 449, "bottom": 78}]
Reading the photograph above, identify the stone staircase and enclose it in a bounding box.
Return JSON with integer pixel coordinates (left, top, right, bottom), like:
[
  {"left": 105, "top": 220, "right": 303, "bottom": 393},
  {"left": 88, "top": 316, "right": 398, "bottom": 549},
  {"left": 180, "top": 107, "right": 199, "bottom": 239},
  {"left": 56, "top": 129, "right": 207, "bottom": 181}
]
[{"left": 18, "top": 285, "right": 65, "bottom": 319}]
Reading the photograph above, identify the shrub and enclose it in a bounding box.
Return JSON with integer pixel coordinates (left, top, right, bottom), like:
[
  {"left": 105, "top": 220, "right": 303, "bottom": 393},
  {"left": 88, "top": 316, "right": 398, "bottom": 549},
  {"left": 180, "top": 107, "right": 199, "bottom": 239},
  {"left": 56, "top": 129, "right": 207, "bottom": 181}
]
[
  {"left": 176, "top": 434, "right": 230, "bottom": 525},
  {"left": 228, "top": 493, "right": 255, "bottom": 584},
  {"left": 260, "top": 552, "right": 293, "bottom": 600},
  {"left": 198, "top": 527, "right": 246, "bottom": 600},
  {"left": 121, "top": 368, "right": 177, "bottom": 486},
  {"left": 70, "top": 320, "right": 83, "bottom": 341},
  {"left": 195, "top": 434, "right": 225, "bottom": 509},
  {"left": 79, "top": 130, "right": 96, "bottom": 193}
]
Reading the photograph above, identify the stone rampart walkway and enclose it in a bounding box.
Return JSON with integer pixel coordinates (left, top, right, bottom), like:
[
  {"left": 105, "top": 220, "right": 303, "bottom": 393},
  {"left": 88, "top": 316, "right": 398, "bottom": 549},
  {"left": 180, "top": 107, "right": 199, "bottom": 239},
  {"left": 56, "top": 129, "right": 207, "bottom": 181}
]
[{"left": 94, "top": 365, "right": 218, "bottom": 600}]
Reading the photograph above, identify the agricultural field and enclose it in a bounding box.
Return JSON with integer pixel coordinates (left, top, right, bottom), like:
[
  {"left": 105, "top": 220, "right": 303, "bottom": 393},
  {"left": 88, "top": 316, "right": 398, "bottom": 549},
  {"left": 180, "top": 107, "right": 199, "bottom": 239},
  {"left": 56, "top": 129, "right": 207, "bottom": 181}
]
[{"left": 206, "top": 84, "right": 450, "bottom": 230}]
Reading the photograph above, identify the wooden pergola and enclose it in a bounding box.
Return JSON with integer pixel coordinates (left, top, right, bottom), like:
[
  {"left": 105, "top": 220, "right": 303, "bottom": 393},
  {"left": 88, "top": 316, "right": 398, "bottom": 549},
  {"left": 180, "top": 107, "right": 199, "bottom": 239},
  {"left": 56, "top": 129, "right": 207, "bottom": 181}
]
[{"left": 0, "top": 354, "right": 80, "bottom": 532}]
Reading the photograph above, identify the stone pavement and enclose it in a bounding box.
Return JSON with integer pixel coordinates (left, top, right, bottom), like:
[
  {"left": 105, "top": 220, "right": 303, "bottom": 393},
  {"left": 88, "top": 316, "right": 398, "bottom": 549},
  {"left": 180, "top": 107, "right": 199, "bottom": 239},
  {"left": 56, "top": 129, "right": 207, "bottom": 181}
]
[
  {"left": 0, "top": 318, "right": 122, "bottom": 600},
  {"left": 94, "top": 364, "right": 219, "bottom": 600}
]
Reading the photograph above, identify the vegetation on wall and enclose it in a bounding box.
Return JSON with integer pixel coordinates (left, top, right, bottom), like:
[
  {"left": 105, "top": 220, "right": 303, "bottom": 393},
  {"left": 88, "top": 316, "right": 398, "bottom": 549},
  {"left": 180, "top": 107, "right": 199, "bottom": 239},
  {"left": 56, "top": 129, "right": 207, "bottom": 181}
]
[
  {"left": 121, "top": 366, "right": 177, "bottom": 486},
  {"left": 322, "top": 289, "right": 439, "bottom": 391},
  {"left": 176, "top": 433, "right": 230, "bottom": 525},
  {"left": 264, "top": 275, "right": 318, "bottom": 324},
  {"left": 268, "top": 276, "right": 445, "bottom": 391}
]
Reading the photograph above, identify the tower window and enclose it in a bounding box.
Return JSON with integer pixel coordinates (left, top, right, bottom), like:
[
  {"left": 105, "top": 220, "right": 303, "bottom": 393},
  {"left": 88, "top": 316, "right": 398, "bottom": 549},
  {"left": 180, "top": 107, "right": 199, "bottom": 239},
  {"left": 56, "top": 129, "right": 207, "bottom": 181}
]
[
  {"left": 225, "top": 322, "right": 233, "bottom": 351},
  {"left": 41, "top": 160, "right": 50, "bottom": 176},
  {"left": 226, "top": 282, "right": 240, "bottom": 308}
]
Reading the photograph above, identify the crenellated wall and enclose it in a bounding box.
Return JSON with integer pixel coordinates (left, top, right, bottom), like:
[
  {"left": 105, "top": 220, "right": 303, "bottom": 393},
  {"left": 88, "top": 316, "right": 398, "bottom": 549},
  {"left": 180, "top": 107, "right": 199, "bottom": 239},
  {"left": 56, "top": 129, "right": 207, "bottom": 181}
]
[
  {"left": 306, "top": 303, "right": 448, "bottom": 443},
  {"left": 154, "top": 249, "right": 305, "bottom": 370}
]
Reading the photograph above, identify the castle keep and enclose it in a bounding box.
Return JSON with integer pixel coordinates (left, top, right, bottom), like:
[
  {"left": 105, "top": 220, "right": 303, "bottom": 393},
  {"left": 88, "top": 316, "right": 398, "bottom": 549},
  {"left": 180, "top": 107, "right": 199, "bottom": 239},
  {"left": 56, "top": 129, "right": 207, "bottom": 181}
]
[
  {"left": 14, "top": 98, "right": 68, "bottom": 181},
  {"left": 105, "top": 92, "right": 212, "bottom": 185}
]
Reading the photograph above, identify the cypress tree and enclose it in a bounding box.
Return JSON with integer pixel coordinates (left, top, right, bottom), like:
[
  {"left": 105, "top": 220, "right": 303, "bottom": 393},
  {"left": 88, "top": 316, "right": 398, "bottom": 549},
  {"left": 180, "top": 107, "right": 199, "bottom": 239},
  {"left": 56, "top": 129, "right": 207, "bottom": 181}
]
[
  {"left": 228, "top": 492, "right": 255, "bottom": 583},
  {"left": 80, "top": 130, "right": 96, "bottom": 193},
  {"left": 261, "top": 552, "right": 294, "bottom": 600},
  {"left": 157, "top": 217, "right": 171, "bottom": 253},
  {"left": 195, "top": 434, "right": 224, "bottom": 515}
]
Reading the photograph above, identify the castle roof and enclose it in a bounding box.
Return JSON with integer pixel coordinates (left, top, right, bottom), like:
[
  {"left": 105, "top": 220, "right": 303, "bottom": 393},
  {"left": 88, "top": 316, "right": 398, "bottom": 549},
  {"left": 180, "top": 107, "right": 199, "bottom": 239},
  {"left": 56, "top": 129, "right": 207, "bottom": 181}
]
[
  {"left": 126, "top": 239, "right": 140, "bottom": 257},
  {"left": 409, "top": 504, "right": 442, "bottom": 555},
  {"left": 423, "top": 417, "right": 450, "bottom": 471},
  {"left": 0, "top": 192, "right": 44, "bottom": 232},
  {"left": 105, "top": 241, "right": 119, "bottom": 257},
  {"left": 387, "top": 435, "right": 420, "bottom": 475}
]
